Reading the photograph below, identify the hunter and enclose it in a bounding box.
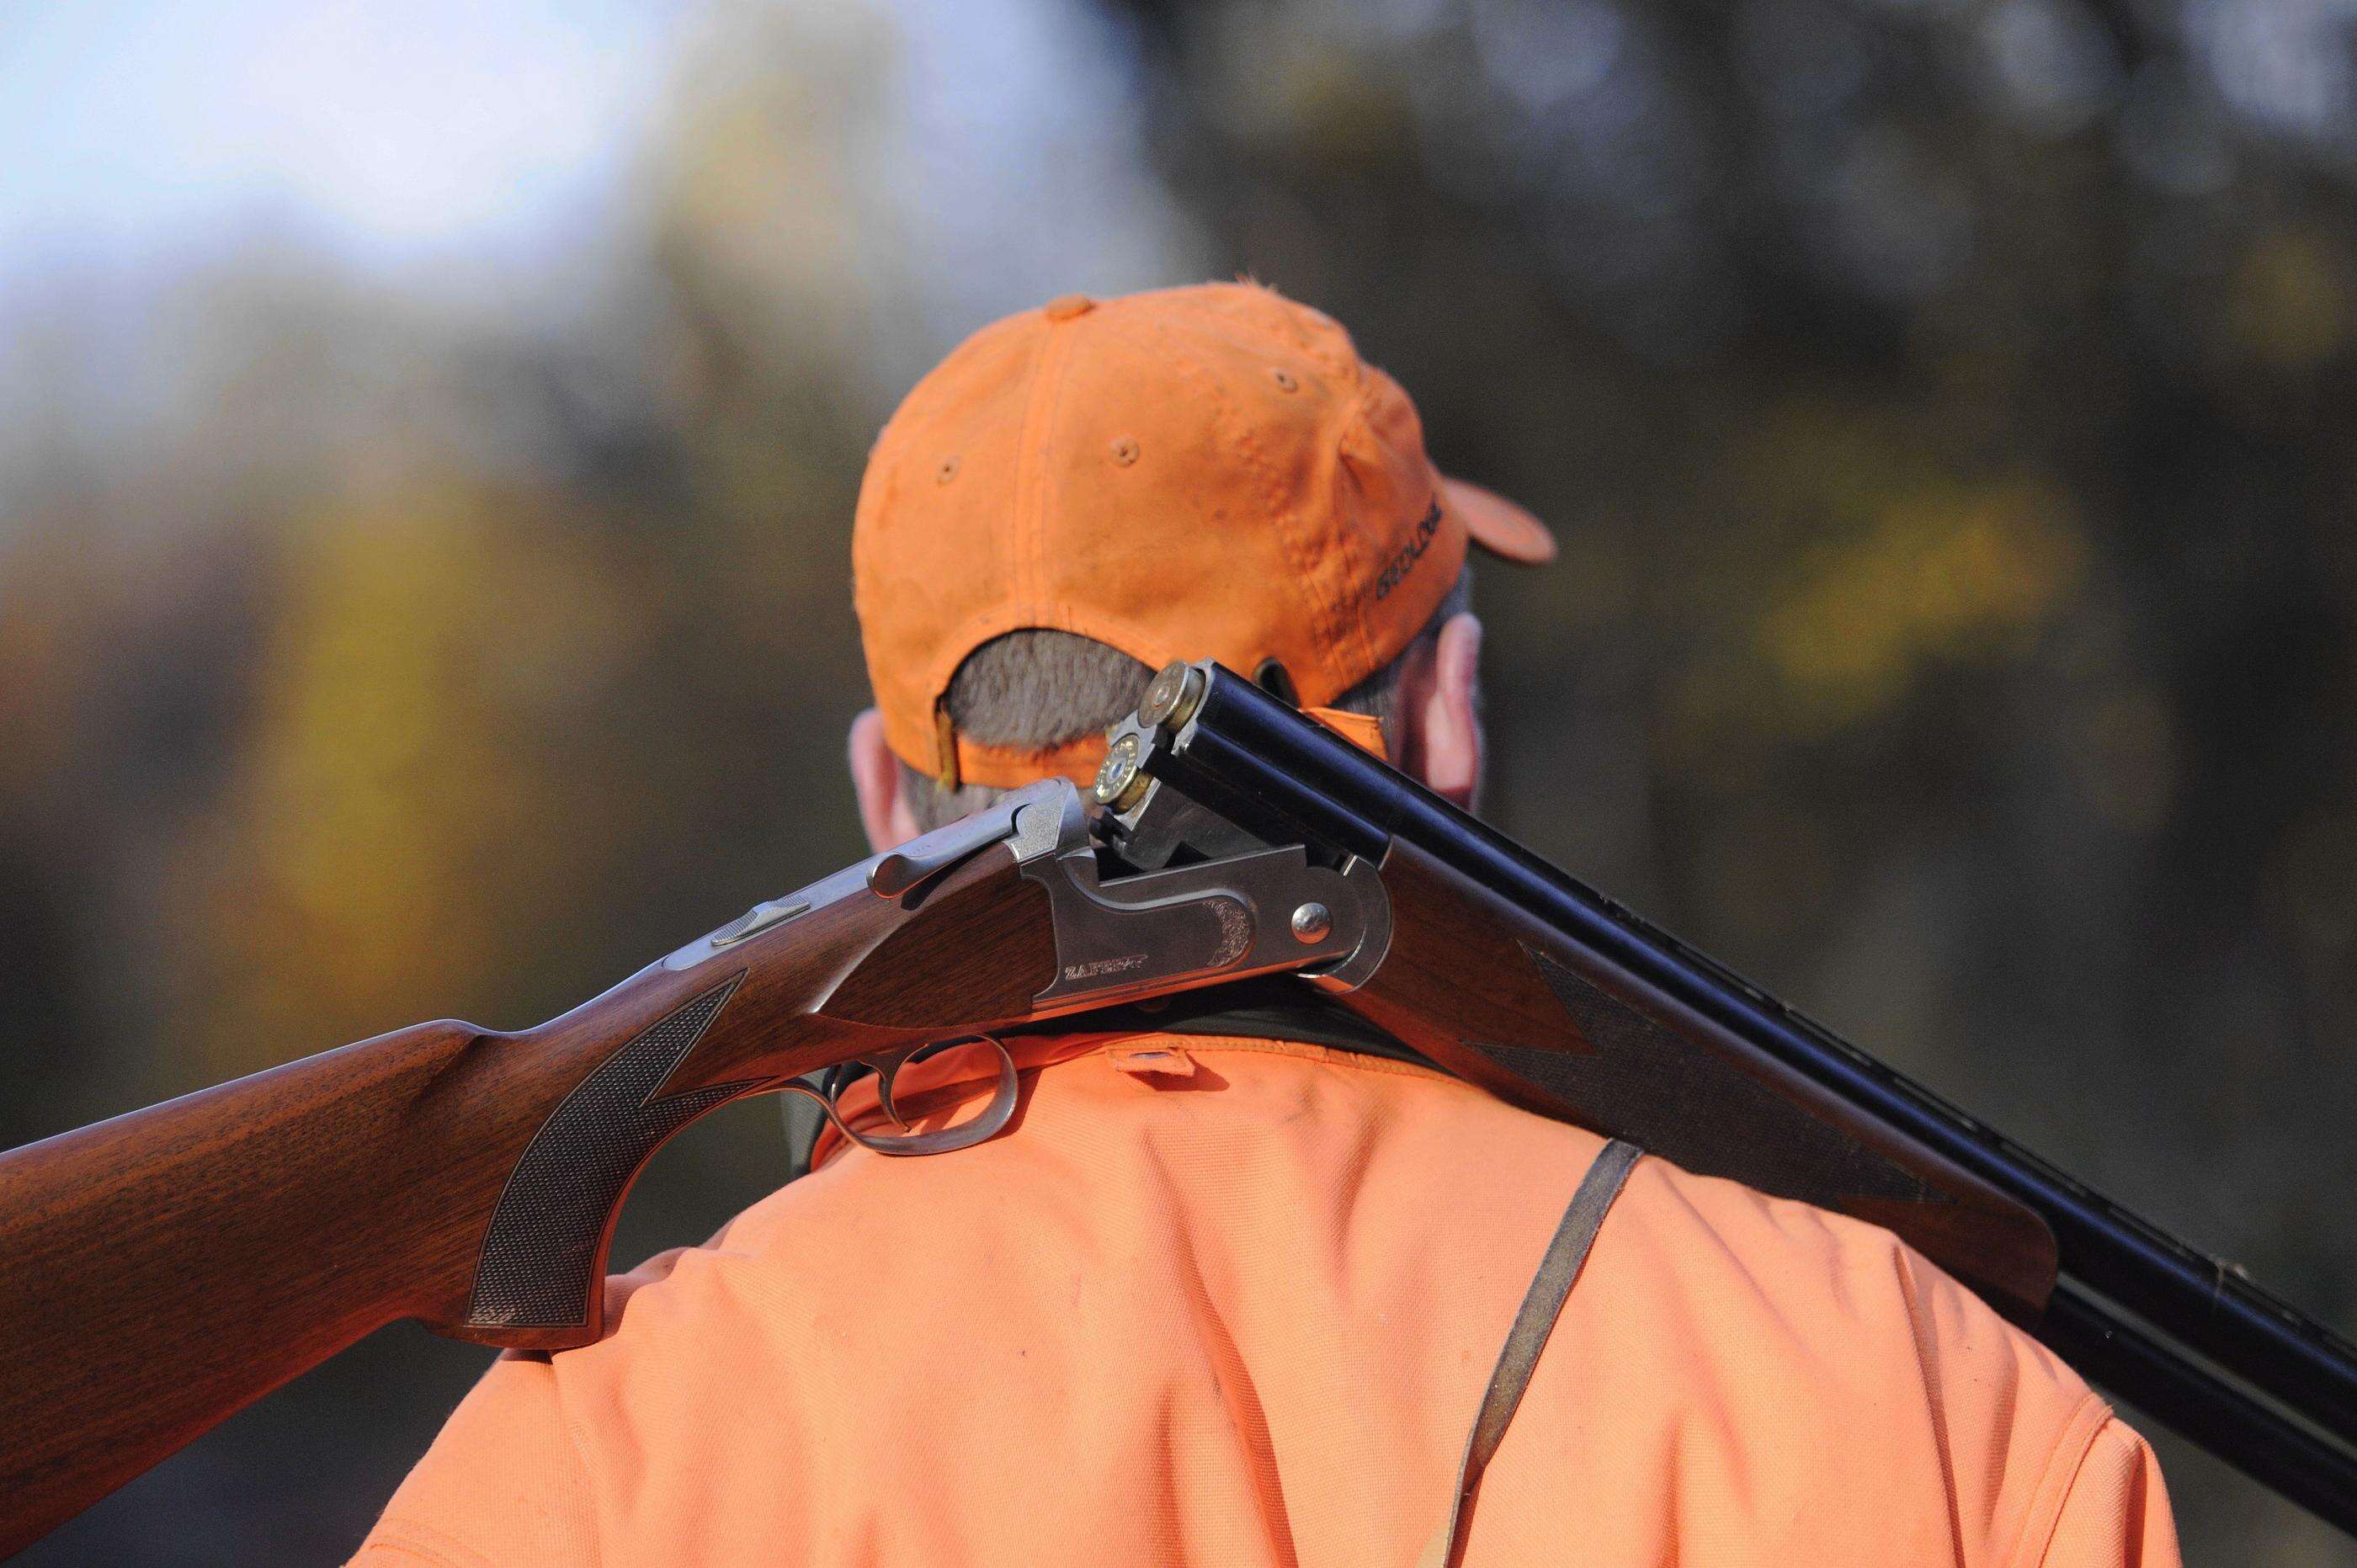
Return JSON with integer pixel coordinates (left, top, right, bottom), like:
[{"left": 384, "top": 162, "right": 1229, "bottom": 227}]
[{"left": 355, "top": 282, "right": 2180, "bottom": 1565}]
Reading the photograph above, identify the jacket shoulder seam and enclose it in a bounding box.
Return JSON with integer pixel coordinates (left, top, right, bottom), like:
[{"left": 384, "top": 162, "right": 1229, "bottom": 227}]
[{"left": 2009, "top": 1390, "right": 2118, "bottom": 1568}]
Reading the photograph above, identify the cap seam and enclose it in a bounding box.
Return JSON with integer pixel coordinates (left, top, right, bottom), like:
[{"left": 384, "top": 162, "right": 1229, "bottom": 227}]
[
  {"left": 1091, "top": 309, "right": 1423, "bottom": 705},
  {"left": 1090, "top": 309, "right": 1338, "bottom": 674},
  {"left": 1169, "top": 332, "right": 1343, "bottom": 683},
  {"left": 1014, "top": 322, "right": 1083, "bottom": 654},
  {"left": 1217, "top": 365, "right": 1344, "bottom": 683},
  {"left": 1332, "top": 376, "right": 1397, "bottom": 685}
]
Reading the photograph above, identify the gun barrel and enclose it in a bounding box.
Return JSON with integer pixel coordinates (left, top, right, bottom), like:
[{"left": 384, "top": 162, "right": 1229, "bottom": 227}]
[{"left": 1152, "top": 659, "right": 2357, "bottom": 1531}]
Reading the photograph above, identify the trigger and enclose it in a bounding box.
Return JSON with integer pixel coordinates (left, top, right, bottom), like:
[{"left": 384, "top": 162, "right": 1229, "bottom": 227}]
[
  {"left": 779, "top": 1037, "right": 1020, "bottom": 1159},
  {"left": 865, "top": 1050, "right": 914, "bottom": 1131}
]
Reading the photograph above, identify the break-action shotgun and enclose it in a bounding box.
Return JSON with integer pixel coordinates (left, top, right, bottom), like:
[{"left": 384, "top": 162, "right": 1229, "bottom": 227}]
[{"left": 0, "top": 659, "right": 2350, "bottom": 1554}]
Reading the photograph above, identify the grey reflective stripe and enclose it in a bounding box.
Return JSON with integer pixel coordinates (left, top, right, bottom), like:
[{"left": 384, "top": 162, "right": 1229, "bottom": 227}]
[{"left": 1418, "top": 1138, "right": 1644, "bottom": 1568}]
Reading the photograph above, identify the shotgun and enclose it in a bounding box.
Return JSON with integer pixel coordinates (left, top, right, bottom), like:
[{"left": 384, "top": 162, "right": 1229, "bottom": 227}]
[{"left": 0, "top": 660, "right": 2350, "bottom": 1554}]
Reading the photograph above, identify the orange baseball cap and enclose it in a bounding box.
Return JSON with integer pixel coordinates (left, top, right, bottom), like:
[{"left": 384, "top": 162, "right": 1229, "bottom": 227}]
[{"left": 852, "top": 281, "right": 1556, "bottom": 789}]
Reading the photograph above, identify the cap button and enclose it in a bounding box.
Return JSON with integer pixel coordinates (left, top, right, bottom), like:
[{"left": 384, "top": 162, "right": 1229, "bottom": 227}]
[{"left": 1042, "top": 294, "right": 1095, "bottom": 322}]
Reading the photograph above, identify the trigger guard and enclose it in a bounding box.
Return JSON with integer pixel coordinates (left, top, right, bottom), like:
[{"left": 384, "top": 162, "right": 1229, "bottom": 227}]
[{"left": 780, "top": 1037, "right": 1019, "bottom": 1158}]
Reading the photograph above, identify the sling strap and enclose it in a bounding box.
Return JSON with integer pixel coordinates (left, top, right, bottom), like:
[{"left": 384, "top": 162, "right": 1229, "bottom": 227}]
[{"left": 1417, "top": 1138, "right": 1645, "bottom": 1568}]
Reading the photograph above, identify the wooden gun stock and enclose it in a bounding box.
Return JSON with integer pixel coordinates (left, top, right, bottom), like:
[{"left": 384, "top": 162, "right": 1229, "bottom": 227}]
[
  {"left": 1332, "top": 838, "right": 2058, "bottom": 1321},
  {"left": 0, "top": 846, "right": 1052, "bottom": 1556},
  {"left": 9, "top": 656, "right": 2357, "bottom": 1549}
]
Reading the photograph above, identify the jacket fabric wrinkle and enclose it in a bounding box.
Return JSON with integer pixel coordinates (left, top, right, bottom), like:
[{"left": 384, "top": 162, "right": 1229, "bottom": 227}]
[{"left": 353, "top": 1031, "right": 2180, "bottom": 1568}]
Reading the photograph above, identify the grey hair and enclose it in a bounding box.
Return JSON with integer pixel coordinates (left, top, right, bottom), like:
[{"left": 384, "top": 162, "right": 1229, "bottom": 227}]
[{"left": 900, "top": 571, "right": 1472, "bottom": 832}]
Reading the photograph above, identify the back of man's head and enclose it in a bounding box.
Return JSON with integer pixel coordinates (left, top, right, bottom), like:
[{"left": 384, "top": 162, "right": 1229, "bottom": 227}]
[{"left": 846, "top": 282, "right": 1551, "bottom": 842}]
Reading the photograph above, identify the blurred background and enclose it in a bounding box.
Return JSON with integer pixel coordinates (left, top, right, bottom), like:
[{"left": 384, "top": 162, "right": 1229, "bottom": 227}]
[{"left": 3, "top": 0, "right": 2353, "bottom": 1559}]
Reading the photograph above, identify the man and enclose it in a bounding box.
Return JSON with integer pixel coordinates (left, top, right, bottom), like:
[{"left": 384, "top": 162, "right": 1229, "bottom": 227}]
[{"left": 355, "top": 283, "right": 2179, "bottom": 1565}]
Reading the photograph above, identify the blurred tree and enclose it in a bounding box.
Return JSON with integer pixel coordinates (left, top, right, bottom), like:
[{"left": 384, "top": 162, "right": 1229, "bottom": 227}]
[{"left": 164, "top": 492, "right": 642, "bottom": 1079}]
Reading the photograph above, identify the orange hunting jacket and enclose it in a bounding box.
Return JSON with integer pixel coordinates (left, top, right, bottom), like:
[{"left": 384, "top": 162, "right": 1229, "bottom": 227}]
[{"left": 353, "top": 1030, "right": 2179, "bottom": 1566}]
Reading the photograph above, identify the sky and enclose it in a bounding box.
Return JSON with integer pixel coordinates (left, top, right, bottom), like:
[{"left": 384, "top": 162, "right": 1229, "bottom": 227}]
[
  {"left": 2, "top": 0, "right": 2350, "bottom": 304},
  {"left": 0, "top": 0, "right": 691, "bottom": 286},
  {"left": 0, "top": 0, "right": 1194, "bottom": 314}
]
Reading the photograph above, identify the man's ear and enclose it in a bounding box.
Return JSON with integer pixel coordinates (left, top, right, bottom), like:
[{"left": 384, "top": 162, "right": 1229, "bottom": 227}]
[
  {"left": 1403, "top": 613, "right": 1484, "bottom": 810},
  {"left": 848, "top": 709, "right": 924, "bottom": 853}
]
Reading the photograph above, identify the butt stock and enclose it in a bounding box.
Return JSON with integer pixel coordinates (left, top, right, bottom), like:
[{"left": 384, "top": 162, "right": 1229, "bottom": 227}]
[
  {"left": 0, "top": 842, "right": 1055, "bottom": 1555},
  {"left": 0, "top": 1017, "right": 503, "bottom": 1557}
]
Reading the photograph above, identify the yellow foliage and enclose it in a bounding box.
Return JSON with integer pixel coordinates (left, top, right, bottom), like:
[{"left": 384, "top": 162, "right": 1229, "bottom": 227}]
[
  {"left": 0, "top": 542, "right": 80, "bottom": 805},
  {"left": 2229, "top": 228, "right": 2350, "bottom": 373},
  {"left": 1754, "top": 481, "right": 2082, "bottom": 733},
  {"left": 179, "top": 494, "right": 636, "bottom": 1077}
]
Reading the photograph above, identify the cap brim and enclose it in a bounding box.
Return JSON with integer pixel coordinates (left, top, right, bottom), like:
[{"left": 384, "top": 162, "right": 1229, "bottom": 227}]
[{"left": 1440, "top": 473, "right": 1556, "bottom": 565}]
